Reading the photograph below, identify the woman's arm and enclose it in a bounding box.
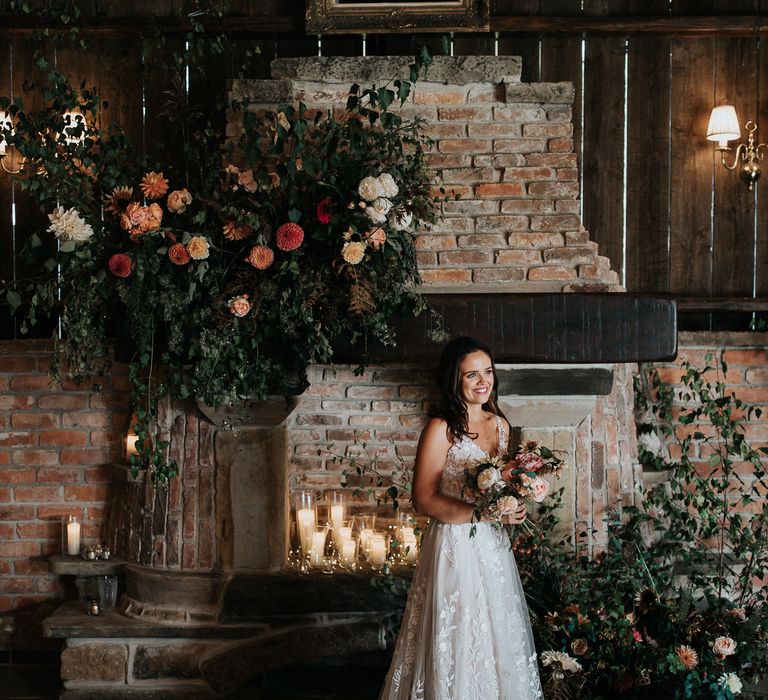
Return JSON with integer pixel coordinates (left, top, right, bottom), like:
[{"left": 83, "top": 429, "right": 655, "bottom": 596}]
[{"left": 410, "top": 418, "right": 475, "bottom": 524}]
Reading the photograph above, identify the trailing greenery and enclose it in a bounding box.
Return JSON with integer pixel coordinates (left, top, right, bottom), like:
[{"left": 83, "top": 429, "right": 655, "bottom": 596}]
[
  {"left": 514, "top": 354, "right": 768, "bottom": 698},
  {"left": 0, "top": 51, "right": 438, "bottom": 480}
]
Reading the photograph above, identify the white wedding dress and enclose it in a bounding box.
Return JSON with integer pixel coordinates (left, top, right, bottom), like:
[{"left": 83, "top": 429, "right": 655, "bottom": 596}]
[{"left": 380, "top": 417, "right": 543, "bottom": 700}]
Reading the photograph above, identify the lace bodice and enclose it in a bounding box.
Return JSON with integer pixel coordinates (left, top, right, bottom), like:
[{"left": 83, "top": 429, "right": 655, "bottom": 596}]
[{"left": 439, "top": 417, "right": 507, "bottom": 501}]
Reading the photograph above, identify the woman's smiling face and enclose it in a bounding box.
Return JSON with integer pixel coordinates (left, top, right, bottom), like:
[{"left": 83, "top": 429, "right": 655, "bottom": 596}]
[{"left": 459, "top": 350, "right": 494, "bottom": 406}]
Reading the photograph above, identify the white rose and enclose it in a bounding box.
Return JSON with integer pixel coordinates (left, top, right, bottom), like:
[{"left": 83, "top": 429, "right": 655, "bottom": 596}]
[
  {"left": 720, "top": 673, "right": 743, "bottom": 695},
  {"left": 377, "top": 172, "right": 399, "bottom": 198},
  {"left": 358, "top": 176, "right": 383, "bottom": 202},
  {"left": 638, "top": 431, "right": 662, "bottom": 456},
  {"left": 388, "top": 209, "right": 413, "bottom": 232},
  {"left": 476, "top": 467, "right": 501, "bottom": 491},
  {"left": 365, "top": 205, "right": 387, "bottom": 224}
]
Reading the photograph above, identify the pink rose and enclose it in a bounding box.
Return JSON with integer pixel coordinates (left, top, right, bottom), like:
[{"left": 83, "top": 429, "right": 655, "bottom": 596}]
[
  {"left": 712, "top": 636, "right": 737, "bottom": 657},
  {"left": 530, "top": 477, "right": 550, "bottom": 502},
  {"left": 365, "top": 227, "right": 387, "bottom": 251},
  {"left": 517, "top": 452, "right": 544, "bottom": 472}
]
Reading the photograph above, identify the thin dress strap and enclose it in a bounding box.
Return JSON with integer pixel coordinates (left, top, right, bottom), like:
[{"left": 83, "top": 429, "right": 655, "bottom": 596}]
[{"left": 497, "top": 415, "right": 507, "bottom": 453}]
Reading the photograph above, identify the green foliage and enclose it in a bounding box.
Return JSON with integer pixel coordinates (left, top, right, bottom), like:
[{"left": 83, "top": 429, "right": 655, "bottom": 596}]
[
  {"left": 520, "top": 354, "right": 768, "bottom": 698},
  {"left": 0, "top": 51, "right": 437, "bottom": 481}
]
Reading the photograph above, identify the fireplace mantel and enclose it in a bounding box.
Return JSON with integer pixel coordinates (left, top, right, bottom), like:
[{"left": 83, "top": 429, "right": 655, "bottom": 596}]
[{"left": 334, "top": 292, "right": 677, "bottom": 365}]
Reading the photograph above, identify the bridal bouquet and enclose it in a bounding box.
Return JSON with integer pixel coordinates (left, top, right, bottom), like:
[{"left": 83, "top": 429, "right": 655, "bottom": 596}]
[{"left": 463, "top": 440, "right": 564, "bottom": 540}]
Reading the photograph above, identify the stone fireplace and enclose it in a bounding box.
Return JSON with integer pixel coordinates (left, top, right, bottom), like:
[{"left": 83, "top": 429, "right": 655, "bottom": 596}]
[{"left": 45, "top": 55, "right": 676, "bottom": 697}]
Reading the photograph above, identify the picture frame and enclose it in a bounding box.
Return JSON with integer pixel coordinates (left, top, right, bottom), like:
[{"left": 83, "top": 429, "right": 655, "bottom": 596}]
[{"left": 306, "top": 0, "right": 489, "bottom": 34}]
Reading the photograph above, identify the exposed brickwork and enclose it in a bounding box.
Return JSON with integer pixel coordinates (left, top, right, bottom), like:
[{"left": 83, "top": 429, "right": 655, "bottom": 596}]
[
  {"left": 231, "top": 56, "right": 622, "bottom": 292},
  {"left": 0, "top": 340, "right": 130, "bottom": 612}
]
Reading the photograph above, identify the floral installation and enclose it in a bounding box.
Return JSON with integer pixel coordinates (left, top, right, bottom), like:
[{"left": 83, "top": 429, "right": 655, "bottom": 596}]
[
  {"left": 516, "top": 355, "right": 768, "bottom": 698},
  {"left": 462, "top": 439, "right": 564, "bottom": 543},
  {"left": 0, "top": 55, "right": 437, "bottom": 480}
]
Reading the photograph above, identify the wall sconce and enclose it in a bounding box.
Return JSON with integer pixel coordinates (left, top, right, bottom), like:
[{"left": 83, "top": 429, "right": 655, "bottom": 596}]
[
  {"left": 61, "top": 110, "right": 87, "bottom": 146},
  {"left": 0, "top": 110, "right": 22, "bottom": 175},
  {"left": 707, "top": 105, "right": 768, "bottom": 191}
]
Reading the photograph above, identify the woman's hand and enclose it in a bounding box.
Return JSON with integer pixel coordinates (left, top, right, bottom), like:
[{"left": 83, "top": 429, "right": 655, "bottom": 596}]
[{"left": 501, "top": 502, "right": 527, "bottom": 526}]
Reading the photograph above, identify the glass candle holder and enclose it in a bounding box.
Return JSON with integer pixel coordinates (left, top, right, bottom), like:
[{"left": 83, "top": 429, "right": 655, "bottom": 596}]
[
  {"left": 308, "top": 526, "right": 329, "bottom": 568},
  {"left": 327, "top": 490, "right": 347, "bottom": 531},
  {"left": 293, "top": 490, "right": 317, "bottom": 558}
]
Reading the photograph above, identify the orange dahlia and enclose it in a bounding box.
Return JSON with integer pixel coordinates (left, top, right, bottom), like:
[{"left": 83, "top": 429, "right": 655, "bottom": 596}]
[
  {"left": 275, "top": 222, "right": 304, "bottom": 251},
  {"left": 168, "top": 242, "right": 191, "bottom": 265},
  {"left": 675, "top": 645, "right": 698, "bottom": 670},
  {"left": 140, "top": 171, "right": 169, "bottom": 200},
  {"left": 223, "top": 221, "right": 253, "bottom": 241},
  {"left": 245, "top": 245, "right": 274, "bottom": 270}
]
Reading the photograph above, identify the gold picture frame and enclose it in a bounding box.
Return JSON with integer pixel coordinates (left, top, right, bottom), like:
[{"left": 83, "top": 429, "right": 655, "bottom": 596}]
[{"left": 306, "top": 0, "right": 489, "bottom": 34}]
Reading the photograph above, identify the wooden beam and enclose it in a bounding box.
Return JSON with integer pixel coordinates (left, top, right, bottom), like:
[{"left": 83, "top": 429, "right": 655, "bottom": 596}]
[
  {"left": 676, "top": 297, "right": 768, "bottom": 312},
  {"left": 0, "top": 16, "right": 301, "bottom": 36},
  {"left": 1, "top": 14, "right": 767, "bottom": 37},
  {"left": 490, "top": 15, "right": 768, "bottom": 36}
]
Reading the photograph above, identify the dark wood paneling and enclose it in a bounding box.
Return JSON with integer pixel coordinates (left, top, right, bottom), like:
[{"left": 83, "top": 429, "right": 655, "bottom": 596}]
[
  {"left": 497, "top": 34, "right": 540, "bottom": 82},
  {"left": 711, "top": 37, "right": 759, "bottom": 298},
  {"left": 669, "top": 39, "right": 715, "bottom": 297},
  {"left": 95, "top": 38, "right": 143, "bottom": 149},
  {"left": 755, "top": 37, "right": 768, "bottom": 298},
  {"left": 333, "top": 293, "right": 678, "bottom": 364},
  {"left": 583, "top": 35, "right": 626, "bottom": 282},
  {"left": 626, "top": 35, "right": 671, "bottom": 293}
]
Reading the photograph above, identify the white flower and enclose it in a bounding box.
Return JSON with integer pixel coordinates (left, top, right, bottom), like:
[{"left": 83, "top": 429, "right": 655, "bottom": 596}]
[
  {"left": 541, "top": 650, "right": 582, "bottom": 674},
  {"left": 530, "top": 477, "right": 551, "bottom": 502},
  {"left": 365, "top": 197, "right": 392, "bottom": 224},
  {"left": 720, "top": 672, "right": 743, "bottom": 695},
  {"left": 358, "top": 176, "right": 383, "bottom": 202},
  {"left": 476, "top": 467, "right": 501, "bottom": 491},
  {"left": 365, "top": 206, "right": 387, "bottom": 224},
  {"left": 638, "top": 431, "right": 662, "bottom": 456},
  {"left": 377, "top": 172, "right": 399, "bottom": 198},
  {"left": 47, "top": 206, "right": 94, "bottom": 243},
  {"left": 388, "top": 209, "right": 413, "bottom": 232}
]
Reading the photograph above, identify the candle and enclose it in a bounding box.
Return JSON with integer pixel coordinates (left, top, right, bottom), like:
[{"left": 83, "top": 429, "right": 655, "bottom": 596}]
[
  {"left": 368, "top": 534, "right": 387, "bottom": 566},
  {"left": 330, "top": 504, "right": 344, "bottom": 528},
  {"left": 66, "top": 519, "right": 81, "bottom": 556},
  {"left": 340, "top": 538, "right": 357, "bottom": 565},
  {"left": 297, "top": 508, "right": 316, "bottom": 555},
  {"left": 309, "top": 530, "right": 326, "bottom": 567},
  {"left": 402, "top": 536, "right": 418, "bottom": 563}
]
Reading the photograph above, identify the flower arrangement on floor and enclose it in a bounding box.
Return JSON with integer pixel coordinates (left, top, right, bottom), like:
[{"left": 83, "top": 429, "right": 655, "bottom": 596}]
[
  {"left": 0, "top": 56, "right": 437, "bottom": 480},
  {"left": 463, "top": 439, "right": 564, "bottom": 542},
  {"left": 513, "top": 354, "right": 768, "bottom": 699}
]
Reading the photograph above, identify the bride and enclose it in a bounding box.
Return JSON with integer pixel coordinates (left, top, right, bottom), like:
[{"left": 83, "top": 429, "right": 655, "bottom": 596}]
[{"left": 379, "top": 336, "right": 543, "bottom": 700}]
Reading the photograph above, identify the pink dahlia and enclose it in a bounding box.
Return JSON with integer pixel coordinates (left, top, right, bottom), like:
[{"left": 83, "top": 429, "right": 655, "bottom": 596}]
[
  {"left": 108, "top": 253, "right": 132, "bottom": 278},
  {"left": 275, "top": 222, "right": 304, "bottom": 251}
]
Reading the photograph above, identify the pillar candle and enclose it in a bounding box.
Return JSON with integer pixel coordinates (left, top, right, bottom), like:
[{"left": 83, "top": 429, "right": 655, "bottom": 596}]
[
  {"left": 309, "top": 530, "right": 326, "bottom": 567},
  {"left": 330, "top": 504, "right": 344, "bottom": 528},
  {"left": 297, "top": 508, "right": 315, "bottom": 555},
  {"left": 340, "top": 538, "right": 356, "bottom": 565},
  {"left": 368, "top": 535, "right": 387, "bottom": 566},
  {"left": 66, "top": 519, "right": 81, "bottom": 556}
]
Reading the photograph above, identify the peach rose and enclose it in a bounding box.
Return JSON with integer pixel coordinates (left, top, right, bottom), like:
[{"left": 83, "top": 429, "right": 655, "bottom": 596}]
[
  {"left": 186, "top": 236, "right": 210, "bottom": 260},
  {"left": 121, "top": 202, "right": 163, "bottom": 238},
  {"left": 167, "top": 188, "right": 193, "bottom": 214},
  {"left": 365, "top": 227, "right": 387, "bottom": 251},
  {"left": 228, "top": 294, "right": 252, "bottom": 317},
  {"left": 712, "top": 636, "right": 737, "bottom": 657}
]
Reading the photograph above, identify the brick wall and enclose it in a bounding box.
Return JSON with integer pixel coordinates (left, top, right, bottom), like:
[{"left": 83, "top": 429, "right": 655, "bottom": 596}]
[
  {"left": 642, "top": 332, "right": 768, "bottom": 477},
  {"left": 0, "top": 340, "right": 130, "bottom": 615},
  {"left": 231, "top": 56, "right": 620, "bottom": 292}
]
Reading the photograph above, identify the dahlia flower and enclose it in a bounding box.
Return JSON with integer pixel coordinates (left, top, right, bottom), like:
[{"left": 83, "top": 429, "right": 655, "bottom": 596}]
[
  {"left": 140, "top": 171, "right": 169, "bottom": 200},
  {"left": 246, "top": 245, "right": 274, "bottom": 270},
  {"left": 47, "top": 207, "right": 94, "bottom": 243},
  {"left": 168, "top": 242, "right": 191, "bottom": 265},
  {"left": 108, "top": 253, "right": 132, "bottom": 278},
  {"left": 276, "top": 223, "right": 304, "bottom": 251}
]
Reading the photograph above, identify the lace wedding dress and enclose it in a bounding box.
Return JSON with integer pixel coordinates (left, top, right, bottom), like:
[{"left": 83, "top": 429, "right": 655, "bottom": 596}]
[{"left": 380, "top": 418, "right": 543, "bottom": 700}]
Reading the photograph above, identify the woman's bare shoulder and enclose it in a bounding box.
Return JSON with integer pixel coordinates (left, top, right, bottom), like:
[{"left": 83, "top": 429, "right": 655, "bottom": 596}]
[{"left": 420, "top": 416, "right": 452, "bottom": 444}]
